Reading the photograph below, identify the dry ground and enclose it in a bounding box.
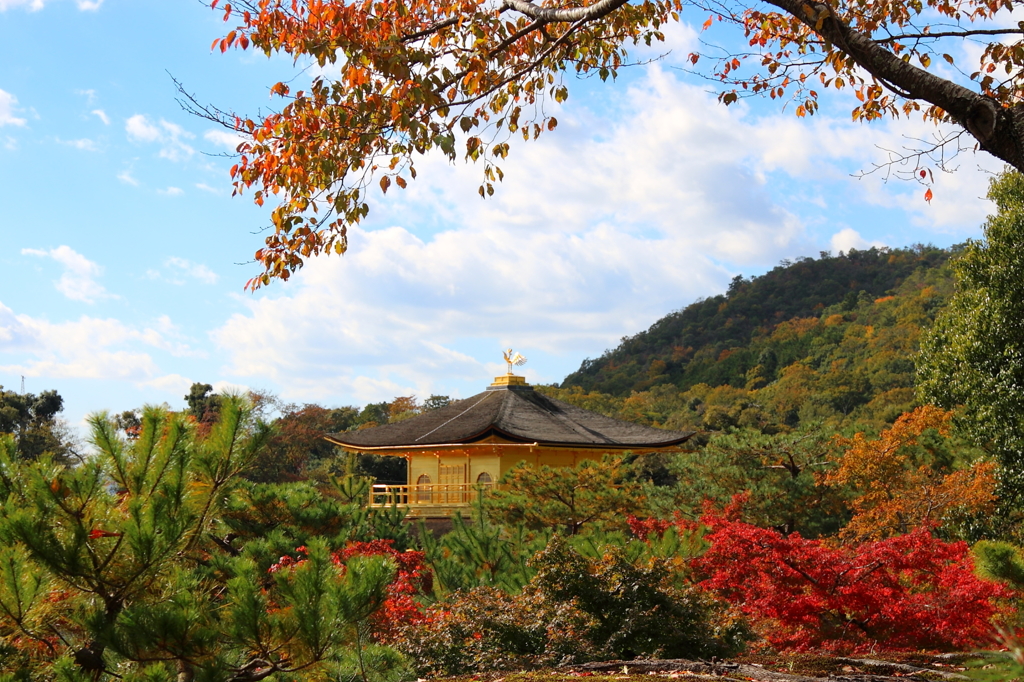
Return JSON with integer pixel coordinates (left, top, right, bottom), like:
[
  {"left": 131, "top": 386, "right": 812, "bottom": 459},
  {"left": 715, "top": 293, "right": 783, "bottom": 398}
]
[{"left": 431, "top": 653, "right": 1020, "bottom": 682}]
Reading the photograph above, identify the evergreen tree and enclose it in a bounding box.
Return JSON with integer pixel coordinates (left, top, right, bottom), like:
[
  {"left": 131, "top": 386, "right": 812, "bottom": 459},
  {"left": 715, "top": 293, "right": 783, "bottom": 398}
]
[
  {"left": 418, "top": 503, "right": 545, "bottom": 595},
  {"left": 112, "top": 409, "right": 142, "bottom": 440},
  {"left": 0, "top": 385, "right": 75, "bottom": 462},
  {"left": 184, "top": 382, "right": 222, "bottom": 426},
  {"left": 918, "top": 170, "right": 1024, "bottom": 523},
  {"left": 357, "top": 402, "right": 391, "bottom": 428},
  {"left": 657, "top": 427, "right": 848, "bottom": 537},
  {"left": 486, "top": 458, "right": 645, "bottom": 535},
  {"left": 422, "top": 395, "right": 451, "bottom": 411},
  {"left": 0, "top": 396, "right": 404, "bottom": 681}
]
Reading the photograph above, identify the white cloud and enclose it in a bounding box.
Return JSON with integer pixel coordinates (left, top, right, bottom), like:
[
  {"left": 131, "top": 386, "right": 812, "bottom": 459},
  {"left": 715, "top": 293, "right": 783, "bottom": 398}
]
[
  {"left": 153, "top": 314, "right": 177, "bottom": 335},
  {"left": 0, "top": 302, "right": 36, "bottom": 348},
  {"left": 91, "top": 109, "right": 109, "bottom": 125},
  {"left": 57, "top": 137, "right": 98, "bottom": 151},
  {"left": 158, "top": 186, "right": 184, "bottom": 196},
  {"left": 212, "top": 380, "right": 252, "bottom": 395},
  {"left": 204, "top": 129, "right": 247, "bottom": 150},
  {"left": 135, "top": 326, "right": 206, "bottom": 358},
  {"left": 125, "top": 114, "right": 194, "bottom": 161},
  {"left": 22, "top": 245, "right": 114, "bottom": 303},
  {"left": 125, "top": 114, "right": 161, "bottom": 142},
  {"left": 195, "top": 182, "right": 224, "bottom": 194},
  {"left": 206, "top": 65, "right": 998, "bottom": 405},
  {"left": 0, "top": 0, "right": 43, "bottom": 10},
  {"left": 0, "top": 297, "right": 207, "bottom": 411},
  {"left": 117, "top": 165, "right": 139, "bottom": 186},
  {"left": 870, "top": 162, "right": 998, "bottom": 233},
  {"left": 0, "top": 89, "right": 27, "bottom": 127},
  {"left": 169, "top": 258, "right": 218, "bottom": 284},
  {"left": 830, "top": 228, "right": 887, "bottom": 254},
  {"left": 0, "top": 304, "right": 155, "bottom": 380},
  {"left": 212, "top": 221, "right": 734, "bottom": 402},
  {"left": 0, "top": 303, "right": 201, "bottom": 384},
  {"left": 140, "top": 373, "right": 194, "bottom": 394},
  {"left": 152, "top": 257, "right": 219, "bottom": 285},
  {"left": 0, "top": 0, "right": 100, "bottom": 8}
]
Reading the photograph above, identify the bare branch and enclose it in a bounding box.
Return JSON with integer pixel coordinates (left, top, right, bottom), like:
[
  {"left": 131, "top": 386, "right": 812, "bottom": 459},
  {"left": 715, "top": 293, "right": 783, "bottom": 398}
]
[{"left": 853, "top": 128, "right": 969, "bottom": 182}]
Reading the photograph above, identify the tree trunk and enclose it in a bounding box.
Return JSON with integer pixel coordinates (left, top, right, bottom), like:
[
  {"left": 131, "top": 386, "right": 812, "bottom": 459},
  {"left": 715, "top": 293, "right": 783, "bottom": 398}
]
[{"left": 764, "top": 0, "right": 1024, "bottom": 171}]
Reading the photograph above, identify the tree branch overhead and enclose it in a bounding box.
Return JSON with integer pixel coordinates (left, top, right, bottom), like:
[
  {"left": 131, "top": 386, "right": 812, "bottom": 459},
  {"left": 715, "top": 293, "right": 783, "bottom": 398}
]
[{"left": 197, "top": 0, "right": 1024, "bottom": 286}]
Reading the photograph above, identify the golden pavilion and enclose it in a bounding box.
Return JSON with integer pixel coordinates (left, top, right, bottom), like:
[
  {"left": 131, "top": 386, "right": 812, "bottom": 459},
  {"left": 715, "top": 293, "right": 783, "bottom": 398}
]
[{"left": 326, "top": 370, "right": 694, "bottom": 517}]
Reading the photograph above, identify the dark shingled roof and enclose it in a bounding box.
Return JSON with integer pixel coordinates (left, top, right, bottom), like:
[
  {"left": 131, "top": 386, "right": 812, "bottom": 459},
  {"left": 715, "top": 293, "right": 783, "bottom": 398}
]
[{"left": 327, "top": 385, "right": 694, "bottom": 449}]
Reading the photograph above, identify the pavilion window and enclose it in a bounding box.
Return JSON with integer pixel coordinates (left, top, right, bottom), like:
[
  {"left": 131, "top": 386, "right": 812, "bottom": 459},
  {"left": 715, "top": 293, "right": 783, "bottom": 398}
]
[{"left": 416, "top": 474, "right": 432, "bottom": 503}]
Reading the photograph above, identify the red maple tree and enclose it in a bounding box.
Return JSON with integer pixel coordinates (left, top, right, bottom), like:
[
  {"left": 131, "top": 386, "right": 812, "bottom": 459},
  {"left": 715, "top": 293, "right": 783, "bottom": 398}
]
[{"left": 692, "top": 502, "right": 1013, "bottom": 653}]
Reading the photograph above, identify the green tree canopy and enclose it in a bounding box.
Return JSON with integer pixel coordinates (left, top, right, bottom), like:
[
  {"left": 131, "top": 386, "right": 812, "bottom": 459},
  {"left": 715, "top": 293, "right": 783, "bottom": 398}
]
[
  {"left": 184, "top": 381, "right": 221, "bottom": 426},
  {"left": 918, "top": 170, "right": 1024, "bottom": 508},
  {"left": 0, "top": 386, "right": 75, "bottom": 463},
  {"left": 486, "top": 457, "right": 646, "bottom": 535}
]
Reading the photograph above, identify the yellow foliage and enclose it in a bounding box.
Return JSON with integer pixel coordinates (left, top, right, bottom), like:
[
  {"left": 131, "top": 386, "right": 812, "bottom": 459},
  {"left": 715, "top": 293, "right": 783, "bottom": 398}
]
[
  {"left": 770, "top": 317, "right": 820, "bottom": 342},
  {"left": 824, "top": 313, "right": 846, "bottom": 326},
  {"left": 824, "top": 406, "right": 997, "bottom": 541},
  {"left": 388, "top": 396, "right": 420, "bottom": 420},
  {"left": 704, "top": 384, "right": 750, "bottom": 407}
]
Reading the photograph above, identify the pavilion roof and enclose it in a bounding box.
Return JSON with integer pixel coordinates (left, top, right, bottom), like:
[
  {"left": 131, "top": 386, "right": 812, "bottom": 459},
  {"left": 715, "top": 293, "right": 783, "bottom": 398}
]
[{"left": 326, "top": 384, "right": 694, "bottom": 450}]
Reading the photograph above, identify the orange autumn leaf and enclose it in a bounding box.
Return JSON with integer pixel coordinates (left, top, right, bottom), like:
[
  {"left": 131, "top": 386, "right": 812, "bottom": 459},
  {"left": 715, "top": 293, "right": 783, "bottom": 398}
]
[{"left": 824, "top": 406, "right": 997, "bottom": 541}]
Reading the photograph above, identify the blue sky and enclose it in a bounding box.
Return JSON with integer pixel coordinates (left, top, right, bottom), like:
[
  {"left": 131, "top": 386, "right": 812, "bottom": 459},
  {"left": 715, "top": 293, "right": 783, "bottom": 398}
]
[{"left": 0, "top": 0, "right": 1004, "bottom": 428}]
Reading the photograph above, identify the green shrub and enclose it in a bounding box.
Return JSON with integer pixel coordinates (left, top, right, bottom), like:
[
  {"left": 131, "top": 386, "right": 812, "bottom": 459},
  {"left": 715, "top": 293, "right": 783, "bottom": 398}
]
[
  {"left": 975, "top": 540, "right": 1024, "bottom": 589},
  {"left": 530, "top": 536, "right": 749, "bottom": 660}
]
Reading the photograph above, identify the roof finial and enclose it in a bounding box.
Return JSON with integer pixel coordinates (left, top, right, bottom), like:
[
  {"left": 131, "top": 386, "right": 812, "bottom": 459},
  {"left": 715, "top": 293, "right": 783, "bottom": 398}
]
[{"left": 503, "top": 348, "right": 527, "bottom": 374}]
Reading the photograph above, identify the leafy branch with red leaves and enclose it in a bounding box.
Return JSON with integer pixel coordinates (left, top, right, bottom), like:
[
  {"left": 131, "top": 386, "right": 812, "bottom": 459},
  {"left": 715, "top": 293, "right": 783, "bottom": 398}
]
[{"left": 692, "top": 499, "right": 1014, "bottom": 653}]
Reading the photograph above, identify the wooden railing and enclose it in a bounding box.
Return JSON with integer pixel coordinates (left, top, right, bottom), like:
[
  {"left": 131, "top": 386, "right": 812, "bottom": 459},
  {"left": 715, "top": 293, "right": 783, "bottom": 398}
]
[{"left": 369, "top": 483, "right": 498, "bottom": 508}]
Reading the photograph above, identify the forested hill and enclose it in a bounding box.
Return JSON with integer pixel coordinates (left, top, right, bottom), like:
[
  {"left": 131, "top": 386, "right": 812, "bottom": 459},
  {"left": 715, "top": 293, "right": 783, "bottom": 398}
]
[{"left": 561, "top": 246, "right": 953, "bottom": 397}]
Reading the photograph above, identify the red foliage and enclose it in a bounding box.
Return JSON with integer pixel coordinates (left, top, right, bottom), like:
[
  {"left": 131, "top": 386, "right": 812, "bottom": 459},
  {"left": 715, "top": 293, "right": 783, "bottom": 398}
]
[
  {"left": 627, "top": 495, "right": 742, "bottom": 540},
  {"left": 87, "top": 529, "right": 122, "bottom": 539},
  {"left": 692, "top": 506, "right": 1013, "bottom": 653},
  {"left": 268, "top": 545, "right": 309, "bottom": 573},
  {"left": 627, "top": 515, "right": 674, "bottom": 538},
  {"left": 268, "top": 541, "right": 430, "bottom": 641},
  {"left": 338, "top": 540, "right": 431, "bottom": 641}
]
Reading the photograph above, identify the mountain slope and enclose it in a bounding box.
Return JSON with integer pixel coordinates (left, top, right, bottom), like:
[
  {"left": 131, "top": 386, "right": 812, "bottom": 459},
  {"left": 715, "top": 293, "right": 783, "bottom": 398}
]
[{"left": 561, "top": 246, "right": 953, "bottom": 397}]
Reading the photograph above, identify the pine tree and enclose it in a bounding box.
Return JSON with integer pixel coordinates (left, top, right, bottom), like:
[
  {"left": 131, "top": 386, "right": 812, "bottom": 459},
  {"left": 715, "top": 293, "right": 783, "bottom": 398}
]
[
  {"left": 418, "top": 501, "right": 545, "bottom": 595},
  {"left": 0, "top": 397, "right": 403, "bottom": 681},
  {"left": 485, "top": 457, "right": 645, "bottom": 535}
]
